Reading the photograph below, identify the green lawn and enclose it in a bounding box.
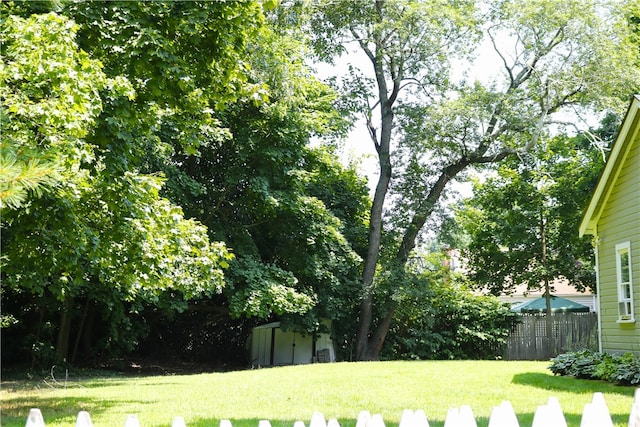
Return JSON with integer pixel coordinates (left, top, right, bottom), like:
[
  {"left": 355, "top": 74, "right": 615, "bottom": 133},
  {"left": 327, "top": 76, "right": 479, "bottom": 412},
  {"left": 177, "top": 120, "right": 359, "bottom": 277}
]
[{"left": 1, "top": 361, "right": 637, "bottom": 427}]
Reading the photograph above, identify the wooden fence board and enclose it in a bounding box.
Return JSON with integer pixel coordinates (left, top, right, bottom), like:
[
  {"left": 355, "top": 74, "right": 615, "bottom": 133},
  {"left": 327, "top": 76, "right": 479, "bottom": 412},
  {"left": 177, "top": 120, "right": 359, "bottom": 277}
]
[{"left": 504, "top": 312, "right": 598, "bottom": 360}]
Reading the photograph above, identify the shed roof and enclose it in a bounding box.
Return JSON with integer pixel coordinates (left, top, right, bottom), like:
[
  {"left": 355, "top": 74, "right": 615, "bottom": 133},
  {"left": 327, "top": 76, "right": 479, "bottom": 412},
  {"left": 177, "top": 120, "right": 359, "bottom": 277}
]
[{"left": 253, "top": 321, "right": 281, "bottom": 330}]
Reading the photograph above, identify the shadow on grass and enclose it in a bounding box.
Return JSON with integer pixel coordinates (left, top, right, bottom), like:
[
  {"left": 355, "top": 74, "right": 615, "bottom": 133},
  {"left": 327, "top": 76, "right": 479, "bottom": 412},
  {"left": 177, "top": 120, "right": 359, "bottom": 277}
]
[
  {"left": 511, "top": 372, "right": 635, "bottom": 427},
  {"left": 511, "top": 372, "right": 636, "bottom": 398},
  {"left": 3, "top": 411, "right": 634, "bottom": 427},
  {"left": 1, "top": 395, "right": 149, "bottom": 427},
  {"left": 2, "top": 376, "right": 188, "bottom": 392},
  {"left": 147, "top": 415, "right": 543, "bottom": 427},
  {"left": 183, "top": 419, "right": 363, "bottom": 427}
]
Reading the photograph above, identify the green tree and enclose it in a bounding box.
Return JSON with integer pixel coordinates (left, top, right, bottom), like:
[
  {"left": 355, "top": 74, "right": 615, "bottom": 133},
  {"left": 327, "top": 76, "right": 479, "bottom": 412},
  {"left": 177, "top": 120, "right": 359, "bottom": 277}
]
[
  {"left": 152, "top": 19, "right": 368, "bottom": 341},
  {"left": 309, "top": 0, "right": 640, "bottom": 360},
  {"left": 0, "top": 12, "right": 108, "bottom": 208},
  {"left": 36, "top": 0, "right": 370, "bottom": 362},
  {"left": 2, "top": 2, "right": 367, "bottom": 366},
  {"left": 455, "top": 127, "right": 612, "bottom": 357},
  {"left": 0, "top": 8, "right": 239, "bottom": 364},
  {"left": 457, "top": 125, "right": 614, "bottom": 298}
]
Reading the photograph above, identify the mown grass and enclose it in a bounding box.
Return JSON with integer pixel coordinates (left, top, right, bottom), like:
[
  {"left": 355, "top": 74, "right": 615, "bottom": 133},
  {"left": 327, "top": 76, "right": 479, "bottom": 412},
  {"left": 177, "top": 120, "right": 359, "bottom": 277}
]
[{"left": 1, "top": 361, "right": 637, "bottom": 427}]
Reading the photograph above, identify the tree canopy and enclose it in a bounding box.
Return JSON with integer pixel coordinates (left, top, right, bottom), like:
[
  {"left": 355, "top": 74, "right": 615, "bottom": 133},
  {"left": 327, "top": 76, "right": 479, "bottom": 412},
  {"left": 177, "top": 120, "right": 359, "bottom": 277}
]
[
  {"left": 3, "top": 0, "right": 639, "bottom": 367},
  {"left": 456, "top": 123, "right": 617, "bottom": 297},
  {"left": 1, "top": 1, "right": 369, "bottom": 366},
  {"left": 308, "top": 0, "right": 640, "bottom": 360},
  {"left": 0, "top": 8, "right": 239, "bottom": 363}
]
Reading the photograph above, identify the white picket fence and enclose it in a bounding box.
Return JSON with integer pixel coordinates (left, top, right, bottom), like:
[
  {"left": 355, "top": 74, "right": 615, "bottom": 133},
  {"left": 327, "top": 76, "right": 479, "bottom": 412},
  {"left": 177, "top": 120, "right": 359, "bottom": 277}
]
[{"left": 24, "top": 388, "right": 640, "bottom": 427}]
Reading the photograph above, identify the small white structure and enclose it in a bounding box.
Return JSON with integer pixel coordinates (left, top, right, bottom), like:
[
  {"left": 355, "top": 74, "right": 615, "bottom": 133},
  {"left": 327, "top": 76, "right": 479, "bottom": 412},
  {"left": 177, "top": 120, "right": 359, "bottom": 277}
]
[{"left": 250, "top": 320, "right": 335, "bottom": 367}]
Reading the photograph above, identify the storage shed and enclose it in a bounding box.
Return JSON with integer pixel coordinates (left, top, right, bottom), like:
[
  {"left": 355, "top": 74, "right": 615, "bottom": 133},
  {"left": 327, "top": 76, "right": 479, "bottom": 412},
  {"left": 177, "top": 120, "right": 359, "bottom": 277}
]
[{"left": 250, "top": 321, "right": 335, "bottom": 367}]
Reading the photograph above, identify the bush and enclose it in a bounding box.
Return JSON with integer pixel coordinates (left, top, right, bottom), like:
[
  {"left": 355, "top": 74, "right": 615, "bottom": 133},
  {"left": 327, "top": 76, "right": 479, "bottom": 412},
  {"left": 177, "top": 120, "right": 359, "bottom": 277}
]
[
  {"left": 549, "top": 350, "right": 640, "bottom": 386},
  {"left": 612, "top": 352, "right": 640, "bottom": 385},
  {"left": 382, "top": 272, "right": 519, "bottom": 360}
]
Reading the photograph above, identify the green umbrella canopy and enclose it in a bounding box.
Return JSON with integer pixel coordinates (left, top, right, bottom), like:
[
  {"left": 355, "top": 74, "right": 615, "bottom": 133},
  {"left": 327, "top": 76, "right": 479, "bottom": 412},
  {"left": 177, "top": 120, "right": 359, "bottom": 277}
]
[{"left": 513, "top": 295, "right": 591, "bottom": 313}]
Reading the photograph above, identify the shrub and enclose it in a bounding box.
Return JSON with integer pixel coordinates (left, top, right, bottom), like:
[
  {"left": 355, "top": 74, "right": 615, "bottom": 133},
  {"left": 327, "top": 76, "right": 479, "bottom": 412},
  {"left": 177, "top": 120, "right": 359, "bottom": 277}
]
[
  {"left": 549, "top": 350, "right": 640, "bottom": 386},
  {"left": 383, "top": 272, "right": 518, "bottom": 360},
  {"left": 612, "top": 352, "right": 640, "bottom": 385}
]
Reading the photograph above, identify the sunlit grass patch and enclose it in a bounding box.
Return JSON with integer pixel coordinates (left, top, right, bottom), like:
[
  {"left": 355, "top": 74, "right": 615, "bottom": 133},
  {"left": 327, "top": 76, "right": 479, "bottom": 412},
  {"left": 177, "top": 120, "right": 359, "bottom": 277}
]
[{"left": 1, "top": 361, "right": 636, "bottom": 427}]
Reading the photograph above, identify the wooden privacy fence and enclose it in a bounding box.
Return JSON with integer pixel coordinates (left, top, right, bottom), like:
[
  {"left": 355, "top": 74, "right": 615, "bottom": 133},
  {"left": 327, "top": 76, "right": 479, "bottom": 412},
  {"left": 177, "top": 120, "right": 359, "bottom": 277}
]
[
  {"left": 24, "top": 389, "right": 640, "bottom": 427},
  {"left": 504, "top": 312, "right": 598, "bottom": 360}
]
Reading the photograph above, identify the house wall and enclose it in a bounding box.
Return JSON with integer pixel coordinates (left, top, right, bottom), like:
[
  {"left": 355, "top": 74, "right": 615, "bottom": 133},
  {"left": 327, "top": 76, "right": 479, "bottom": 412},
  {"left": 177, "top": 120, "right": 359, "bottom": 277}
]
[{"left": 596, "top": 130, "right": 640, "bottom": 354}]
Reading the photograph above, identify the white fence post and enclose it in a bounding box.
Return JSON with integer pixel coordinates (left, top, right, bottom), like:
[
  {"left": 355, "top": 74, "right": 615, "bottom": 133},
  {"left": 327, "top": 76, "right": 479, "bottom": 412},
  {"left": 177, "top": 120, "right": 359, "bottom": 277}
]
[
  {"left": 123, "top": 414, "right": 140, "bottom": 427},
  {"left": 310, "top": 411, "right": 327, "bottom": 427},
  {"left": 459, "top": 405, "right": 477, "bottom": 427},
  {"left": 488, "top": 401, "right": 519, "bottom": 427},
  {"left": 443, "top": 405, "right": 476, "bottom": 427},
  {"left": 414, "top": 409, "right": 429, "bottom": 427},
  {"left": 399, "top": 409, "right": 414, "bottom": 427},
  {"left": 443, "top": 408, "right": 461, "bottom": 427},
  {"left": 399, "top": 409, "right": 430, "bottom": 427},
  {"left": 25, "top": 408, "right": 45, "bottom": 427},
  {"left": 21, "top": 389, "right": 640, "bottom": 427},
  {"left": 356, "top": 411, "right": 371, "bottom": 427},
  {"left": 75, "top": 410, "right": 93, "bottom": 427},
  {"left": 370, "top": 414, "right": 385, "bottom": 427},
  {"left": 581, "top": 392, "right": 614, "bottom": 427},
  {"left": 630, "top": 388, "right": 640, "bottom": 427},
  {"left": 547, "top": 397, "right": 567, "bottom": 427},
  {"left": 531, "top": 397, "right": 566, "bottom": 427}
]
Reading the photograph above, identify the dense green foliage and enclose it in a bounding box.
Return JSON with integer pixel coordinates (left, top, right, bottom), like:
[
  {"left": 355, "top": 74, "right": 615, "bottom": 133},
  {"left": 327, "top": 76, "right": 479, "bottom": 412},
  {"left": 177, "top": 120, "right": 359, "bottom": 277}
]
[
  {"left": 549, "top": 350, "right": 640, "bottom": 386},
  {"left": 456, "top": 124, "right": 616, "bottom": 296},
  {"left": 0, "top": 7, "right": 238, "bottom": 364},
  {"left": 1, "top": 1, "right": 369, "bottom": 367},
  {"left": 382, "top": 267, "right": 518, "bottom": 360},
  {"left": 3, "top": 0, "right": 640, "bottom": 368},
  {"left": 0, "top": 12, "right": 104, "bottom": 208},
  {"left": 307, "top": 0, "right": 640, "bottom": 360}
]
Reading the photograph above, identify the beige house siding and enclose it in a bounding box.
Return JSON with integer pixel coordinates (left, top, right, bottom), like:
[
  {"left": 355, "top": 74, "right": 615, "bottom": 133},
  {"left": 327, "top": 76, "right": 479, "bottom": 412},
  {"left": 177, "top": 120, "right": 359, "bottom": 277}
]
[
  {"left": 498, "top": 280, "right": 596, "bottom": 312},
  {"left": 595, "top": 127, "right": 640, "bottom": 354}
]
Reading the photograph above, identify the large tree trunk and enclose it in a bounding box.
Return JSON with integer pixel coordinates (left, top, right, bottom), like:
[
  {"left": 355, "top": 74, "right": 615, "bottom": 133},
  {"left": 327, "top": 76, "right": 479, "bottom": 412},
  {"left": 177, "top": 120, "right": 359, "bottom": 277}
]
[
  {"left": 354, "top": 45, "right": 396, "bottom": 359},
  {"left": 55, "top": 296, "right": 74, "bottom": 362},
  {"left": 356, "top": 160, "right": 470, "bottom": 361},
  {"left": 31, "top": 303, "right": 46, "bottom": 370},
  {"left": 541, "top": 211, "right": 554, "bottom": 359},
  {"left": 357, "top": 153, "right": 510, "bottom": 360},
  {"left": 395, "top": 160, "right": 471, "bottom": 265},
  {"left": 71, "top": 298, "right": 91, "bottom": 363},
  {"left": 353, "top": 0, "right": 510, "bottom": 361},
  {"left": 81, "top": 305, "right": 97, "bottom": 360},
  {"left": 355, "top": 114, "right": 392, "bottom": 361},
  {"left": 365, "top": 305, "right": 395, "bottom": 360}
]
